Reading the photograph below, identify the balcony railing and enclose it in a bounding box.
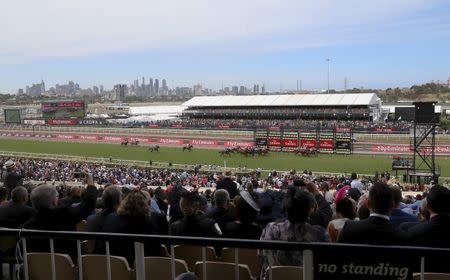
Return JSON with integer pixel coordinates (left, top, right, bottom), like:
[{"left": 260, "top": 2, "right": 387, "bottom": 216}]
[{"left": 1, "top": 228, "right": 450, "bottom": 280}]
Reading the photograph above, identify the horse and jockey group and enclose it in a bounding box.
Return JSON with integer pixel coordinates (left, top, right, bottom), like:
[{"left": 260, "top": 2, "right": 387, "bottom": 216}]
[
  {"left": 120, "top": 138, "right": 140, "bottom": 146},
  {"left": 294, "top": 145, "right": 319, "bottom": 157},
  {"left": 219, "top": 146, "right": 269, "bottom": 156}
]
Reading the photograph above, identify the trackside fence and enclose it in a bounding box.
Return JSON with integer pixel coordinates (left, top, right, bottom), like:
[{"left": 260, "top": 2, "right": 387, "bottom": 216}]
[{"left": 0, "top": 228, "right": 449, "bottom": 280}]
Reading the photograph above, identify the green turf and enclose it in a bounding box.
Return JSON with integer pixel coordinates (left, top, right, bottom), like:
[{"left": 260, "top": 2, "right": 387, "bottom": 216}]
[{"left": 0, "top": 138, "right": 449, "bottom": 176}]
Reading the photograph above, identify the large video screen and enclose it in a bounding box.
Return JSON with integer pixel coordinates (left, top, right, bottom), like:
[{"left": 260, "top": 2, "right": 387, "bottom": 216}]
[
  {"left": 395, "top": 107, "right": 415, "bottom": 122},
  {"left": 4, "top": 109, "right": 21, "bottom": 124},
  {"left": 41, "top": 101, "right": 86, "bottom": 119}
]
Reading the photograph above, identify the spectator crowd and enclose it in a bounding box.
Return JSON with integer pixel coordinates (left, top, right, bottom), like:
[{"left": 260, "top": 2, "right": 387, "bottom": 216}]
[
  {"left": 0, "top": 157, "right": 449, "bottom": 276},
  {"left": 142, "top": 119, "right": 417, "bottom": 132}
]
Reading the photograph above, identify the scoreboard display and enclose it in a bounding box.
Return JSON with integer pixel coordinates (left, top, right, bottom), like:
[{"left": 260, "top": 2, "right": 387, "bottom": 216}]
[
  {"left": 254, "top": 128, "right": 353, "bottom": 154},
  {"left": 4, "top": 109, "right": 21, "bottom": 124},
  {"left": 255, "top": 130, "right": 268, "bottom": 147},
  {"left": 42, "top": 101, "right": 86, "bottom": 120}
]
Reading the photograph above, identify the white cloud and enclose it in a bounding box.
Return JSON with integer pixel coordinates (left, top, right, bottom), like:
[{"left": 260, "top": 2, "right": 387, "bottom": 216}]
[{"left": 0, "top": 0, "right": 444, "bottom": 63}]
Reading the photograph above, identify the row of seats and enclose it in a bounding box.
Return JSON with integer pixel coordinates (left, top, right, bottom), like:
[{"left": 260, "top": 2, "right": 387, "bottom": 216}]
[
  {"left": 27, "top": 252, "right": 450, "bottom": 280},
  {"left": 27, "top": 252, "right": 303, "bottom": 280}
]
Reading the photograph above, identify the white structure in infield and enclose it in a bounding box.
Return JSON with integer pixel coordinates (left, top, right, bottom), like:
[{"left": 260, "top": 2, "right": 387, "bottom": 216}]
[{"left": 183, "top": 93, "right": 383, "bottom": 121}]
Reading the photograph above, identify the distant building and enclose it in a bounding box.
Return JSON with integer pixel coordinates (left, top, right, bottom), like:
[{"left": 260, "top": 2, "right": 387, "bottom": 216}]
[
  {"left": 162, "top": 79, "right": 168, "bottom": 95},
  {"left": 17, "top": 89, "right": 24, "bottom": 95},
  {"left": 53, "top": 81, "right": 80, "bottom": 96},
  {"left": 261, "top": 85, "right": 266, "bottom": 94},
  {"left": 239, "top": 86, "right": 247, "bottom": 95},
  {"left": 154, "top": 79, "right": 159, "bottom": 95},
  {"left": 253, "top": 84, "right": 260, "bottom": 93},
  {"left": 24, "top": 80, "right": 46, "bottom": 96},
  {"left": 149, "top": 78, "right": 154, "bottom": 95},
  {"left": 113, "top": 84, "right": 127, "bottom": 102},
  {"left": 93, "top": 86, "right": 99, "bottom": 95},
  {"left": 193, "top": 84, "right": 203, "bottom": 95},
  {"left": 231, "top": 86, "right": 239, "bottom": 95},
  {"left": 176, "top": 87, "right": 193, "bottom": 96}
]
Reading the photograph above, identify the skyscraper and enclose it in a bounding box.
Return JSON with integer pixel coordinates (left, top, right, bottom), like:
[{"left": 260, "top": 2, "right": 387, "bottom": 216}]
[
  {"left": 239, "top": 86, "right": 246, "bottom": 94},
  {"left": 113, "top": 84, "right": 127, "bottom": 102},
  {"left": 154, "top": 79, "right": 159, "bottom": 95},
  {"left": 193, "top": 84, "right": 202, "bottom": 95},
  {"left": 253, "top": 84, "right": 259, "bottom": 93},
  {"left": 162, "top": 79, "right": 168, "bottom": 95},
  {"left": 149, "top": 78, "right": 154, "bottom": 96}
]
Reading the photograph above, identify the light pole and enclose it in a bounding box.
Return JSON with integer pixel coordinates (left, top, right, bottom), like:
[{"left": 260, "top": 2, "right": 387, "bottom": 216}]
[{"left": 326, "top": 58, "right": 331, "bottom": 94}]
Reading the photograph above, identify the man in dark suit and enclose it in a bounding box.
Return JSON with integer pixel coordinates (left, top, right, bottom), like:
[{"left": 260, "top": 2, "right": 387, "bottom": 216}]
[
  {"left": 402, "top": 186, "right": 450, "bottom": 272},
  {"left": 22, "top": 175, "right": 98, "bottom": 258},
  {"left": 389, "top": 185, "right": 418, "bottom": 228},
  {"left": 405, "top": 186, "right": 450, "bottom": 248},
  {"left": 205, "top": 189, "right": 235, "bottom": 228},
  {"left": 59, "top": 185, "right": 82, "bottom": 208},
  {"left": 338, "top": 182, "right": 398, "bottom": 245},
  {"left": 215, "top": 171, "right": 238, "bottom": 199},
  {"left": 86, "top": 185, "right": 122, "bottom": 232},
  {"left": 170, "top": 192, "right": 221, "bottom": 237},
  {"left": 0, "top": 186, "right": 36, "bottom": 228}
]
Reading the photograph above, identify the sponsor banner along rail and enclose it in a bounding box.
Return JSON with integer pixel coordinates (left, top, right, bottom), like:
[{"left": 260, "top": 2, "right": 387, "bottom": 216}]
[
  {"left": 0, "top": 132, "right": 256, "bottom": 147},
  {"left": 371, "top": 144, "right": 450, "bottom": 155},
  {"left": 1, "top": 132, "right": 450, "bottom": 155}
]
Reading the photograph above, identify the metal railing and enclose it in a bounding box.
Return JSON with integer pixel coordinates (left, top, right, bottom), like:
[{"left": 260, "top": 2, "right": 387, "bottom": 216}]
[{"left": 1, "top": 228, "right": 449, "bottom": 280}]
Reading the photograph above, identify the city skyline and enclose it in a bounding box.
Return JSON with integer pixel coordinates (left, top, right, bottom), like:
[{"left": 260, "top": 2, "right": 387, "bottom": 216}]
[
  {"left": 14, "top": 74, "right": 450, "bottom": 96},
  {"left": 1, "top": 0, "right": 450, "bottom": 93}
]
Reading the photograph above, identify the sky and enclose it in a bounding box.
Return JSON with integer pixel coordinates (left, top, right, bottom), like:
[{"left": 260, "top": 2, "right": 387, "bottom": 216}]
[{"left": 1, "top": 0, "right": 450, "bottom": 93}]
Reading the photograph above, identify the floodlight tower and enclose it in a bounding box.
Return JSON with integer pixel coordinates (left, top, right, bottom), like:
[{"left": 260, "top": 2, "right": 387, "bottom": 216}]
[{"left": 326, "top": 58, "right": 331, "bottom": 94}]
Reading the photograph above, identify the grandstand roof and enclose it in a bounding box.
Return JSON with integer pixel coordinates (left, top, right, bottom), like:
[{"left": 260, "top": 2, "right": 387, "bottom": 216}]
[{"left": 182, "top": 93, "right": 380, "bottom": 107}]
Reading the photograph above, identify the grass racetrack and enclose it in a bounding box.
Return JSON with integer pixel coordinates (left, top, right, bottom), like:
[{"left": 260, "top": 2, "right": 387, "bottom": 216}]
[{"left": 0, "top": 138, "right": 449, "bottom": 177}]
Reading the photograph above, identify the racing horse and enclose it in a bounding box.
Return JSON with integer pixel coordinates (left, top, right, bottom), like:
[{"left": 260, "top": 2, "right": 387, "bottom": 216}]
[
  {"left": 219, "top": 148, "right": 232, "bottom": 156},
  {"left": 120, "top": 139, "right": 129, "bottom": 146},
  {"left": 130, "top": 139, "right": 140, "bottom": 146},
  {"left": 149, "top": 144, "right": 160, "bottom": 152},
  {"left": 256, "top": 147, "right": 269, "bottom": 156},
  {"left": 182, "top": 144, "right": 193, "bottom": 152},
  {"left": 295, "top": 146, "right": 319, "bottom": 157}
]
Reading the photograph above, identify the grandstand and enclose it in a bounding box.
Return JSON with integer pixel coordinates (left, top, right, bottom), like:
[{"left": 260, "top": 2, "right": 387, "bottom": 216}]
[{"left": 182, "top": 93, "right": 383, "bottom": 121}]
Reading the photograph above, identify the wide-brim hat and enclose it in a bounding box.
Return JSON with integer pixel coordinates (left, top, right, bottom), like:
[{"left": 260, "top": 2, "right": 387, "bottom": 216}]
[
  {"left": 3, "top": 160, "right": 15, "bottom": 169},
  {"left": 240, "top": 190, "right": 260, "bottom": 212}
]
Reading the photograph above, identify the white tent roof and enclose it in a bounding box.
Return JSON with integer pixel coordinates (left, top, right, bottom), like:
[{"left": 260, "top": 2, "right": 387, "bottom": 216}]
[
  {"left": 182, "top": 93, "right": 380, "bottom": 107},
  {"left": 129, "top": 105, "right": 185, "bottom": 115}
]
